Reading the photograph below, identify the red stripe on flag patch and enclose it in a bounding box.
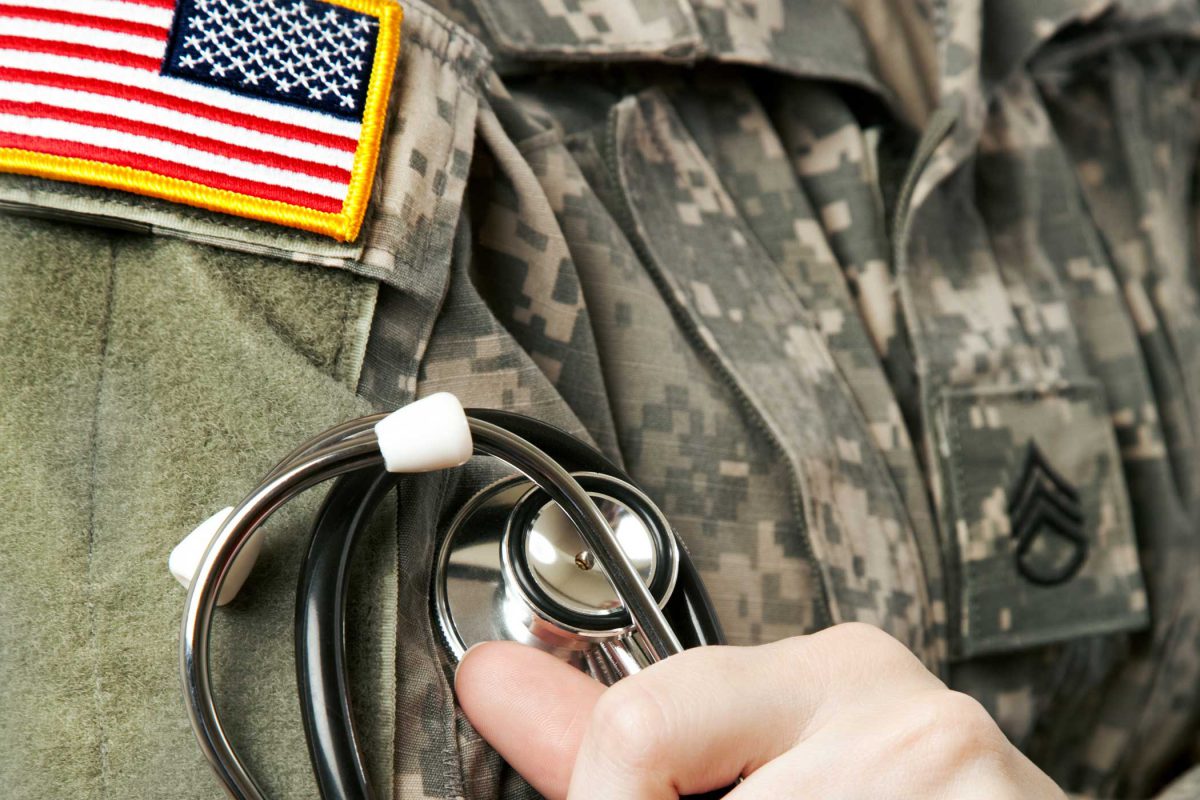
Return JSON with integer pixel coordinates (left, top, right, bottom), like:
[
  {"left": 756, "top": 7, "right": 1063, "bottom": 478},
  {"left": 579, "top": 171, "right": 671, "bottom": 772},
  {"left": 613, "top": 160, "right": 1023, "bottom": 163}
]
[
  {"left": 0, "top": 36, "right": 161, "bottom": 71},
  {"left": 0, "top": 100, "right": 353, "bottom": 183},
  {"left": 0, "top": 132, "right": 347, "bottom": 213},
  {"left": 0, "top": 6, "right": 170, "bottom": 39},
  {"left": 0, "top": 69, "right": 361, "bottom": 152}
]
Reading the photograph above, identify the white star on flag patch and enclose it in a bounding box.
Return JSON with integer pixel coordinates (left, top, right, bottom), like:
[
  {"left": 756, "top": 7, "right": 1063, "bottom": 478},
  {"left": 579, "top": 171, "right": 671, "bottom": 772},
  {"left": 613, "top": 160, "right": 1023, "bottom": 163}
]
[{"left": 0, "top": 0, "right": 402, "bottom": 241}]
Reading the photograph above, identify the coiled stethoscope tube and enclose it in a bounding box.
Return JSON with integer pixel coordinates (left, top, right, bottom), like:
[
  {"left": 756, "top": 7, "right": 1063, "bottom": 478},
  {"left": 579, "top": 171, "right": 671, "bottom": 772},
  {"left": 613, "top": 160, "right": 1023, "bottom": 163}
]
[
  {"left": 180, "top": 397, "right": 697, "bottom": 799},
  {"left": 297, "top": 466, "right": 394, "bottom": 800},
  {"left": 296, "top": 408, "right": 728, "bottom": 799}
]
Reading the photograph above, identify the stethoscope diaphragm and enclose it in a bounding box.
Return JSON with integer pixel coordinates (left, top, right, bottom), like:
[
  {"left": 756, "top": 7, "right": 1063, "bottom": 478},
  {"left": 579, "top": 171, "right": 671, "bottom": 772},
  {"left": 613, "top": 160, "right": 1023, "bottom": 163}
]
[{"left": 434, "top": 471, "right": 680, "bottom": 682}]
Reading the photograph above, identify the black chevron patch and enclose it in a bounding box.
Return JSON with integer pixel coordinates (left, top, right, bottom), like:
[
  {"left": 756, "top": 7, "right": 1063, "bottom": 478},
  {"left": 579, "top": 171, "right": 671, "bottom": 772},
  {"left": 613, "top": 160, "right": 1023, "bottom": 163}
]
[{"left": 1007, "top": 442, "right": 1088, "bottom": 586}]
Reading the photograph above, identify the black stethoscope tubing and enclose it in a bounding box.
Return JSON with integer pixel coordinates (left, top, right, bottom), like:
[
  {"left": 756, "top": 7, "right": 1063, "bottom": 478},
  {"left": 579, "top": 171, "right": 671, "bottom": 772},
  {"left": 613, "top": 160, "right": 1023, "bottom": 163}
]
[{"left": 297, "top": 465, "right": 394, "bottom": 800}]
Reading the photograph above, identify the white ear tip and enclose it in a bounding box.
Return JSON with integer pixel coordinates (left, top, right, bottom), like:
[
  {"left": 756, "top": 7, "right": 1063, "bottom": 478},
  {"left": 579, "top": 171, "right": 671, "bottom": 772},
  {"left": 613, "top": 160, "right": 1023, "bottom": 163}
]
[
  {"left": 168, "top": 506, "right": 261, "bottom": 606},
  {"left": 375, "top": 392, "right": 474, "bottom": 473}
]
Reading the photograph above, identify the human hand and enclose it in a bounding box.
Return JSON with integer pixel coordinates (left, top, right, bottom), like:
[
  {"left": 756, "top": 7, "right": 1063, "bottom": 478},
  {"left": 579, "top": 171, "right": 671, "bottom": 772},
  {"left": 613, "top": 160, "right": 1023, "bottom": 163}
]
[{"left": 454, "top": 623, "right": 1066, "bottom": 799}]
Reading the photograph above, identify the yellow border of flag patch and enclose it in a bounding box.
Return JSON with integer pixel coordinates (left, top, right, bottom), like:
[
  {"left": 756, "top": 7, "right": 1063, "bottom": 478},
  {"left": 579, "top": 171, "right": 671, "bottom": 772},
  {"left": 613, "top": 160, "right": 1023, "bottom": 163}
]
[{"left": 0, "top": 0, "right": 402, "bottom": 242}]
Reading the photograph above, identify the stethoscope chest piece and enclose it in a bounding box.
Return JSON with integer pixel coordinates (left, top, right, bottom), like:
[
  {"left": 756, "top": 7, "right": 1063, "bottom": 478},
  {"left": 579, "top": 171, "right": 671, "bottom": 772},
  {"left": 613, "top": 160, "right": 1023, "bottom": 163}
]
[
  {"left": 435, "top": 471, "right": 679, "bottom": 682},
  {"left": 174, "top": 396, "right": 724, "bottom": 799}
]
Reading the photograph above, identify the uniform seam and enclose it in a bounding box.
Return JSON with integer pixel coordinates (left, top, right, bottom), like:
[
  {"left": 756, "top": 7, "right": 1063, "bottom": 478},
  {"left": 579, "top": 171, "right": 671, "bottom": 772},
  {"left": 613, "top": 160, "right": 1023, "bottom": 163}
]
[
  {"left": 491, "top": 39, "right": 699, "bottom": 54},
  {"left": 394, "top": 66, "right": 472, "bottom": 279},
  {"left": 641, "top": 91, "right": 919, "bottom": 638},
  {"left": 2, "top": 180, "right": 369, "bottom": 271},
  {"left": 329, "top": 279, "right": 355, "bottom": 384},
  {"left": 613, "top": 93, "right": 835, "bottom": 627},
  {"left": 425, "top": 472, "right": 466, "bottom": 800},
  {"left": 84, "top": 235, "right": 118, "bottom": 799},
  {"left": 685, "top": 87, "right": 938, "bottom": 661},
  {"left": 469, "top": 0, "right": 700, "bottom": 57},
  {"left": 944, "top": 390, "right": 971, "bottom": 651}
]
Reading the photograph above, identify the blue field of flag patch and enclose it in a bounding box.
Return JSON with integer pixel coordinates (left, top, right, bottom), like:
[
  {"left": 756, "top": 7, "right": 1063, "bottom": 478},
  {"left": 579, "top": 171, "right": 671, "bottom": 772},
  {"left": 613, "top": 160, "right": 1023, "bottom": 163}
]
[{"left": 163, "top": 0, "right": 379, "bottom": 120}]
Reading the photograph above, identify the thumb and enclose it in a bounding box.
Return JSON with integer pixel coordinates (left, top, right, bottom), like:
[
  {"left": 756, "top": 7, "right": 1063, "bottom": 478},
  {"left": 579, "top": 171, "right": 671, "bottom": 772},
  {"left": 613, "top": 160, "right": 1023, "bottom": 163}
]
[{"left": 454, "top": 641, "right": 606, "bottom": 800}]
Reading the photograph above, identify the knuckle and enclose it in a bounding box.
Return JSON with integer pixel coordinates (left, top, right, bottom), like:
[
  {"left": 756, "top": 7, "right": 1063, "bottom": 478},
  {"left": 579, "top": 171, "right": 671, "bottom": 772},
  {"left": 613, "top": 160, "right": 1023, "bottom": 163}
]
[
  {"left": 770, "top": 632, "right": 814, "bottom": 663},
  {"left": 588, "top": 681, "right": 671, "bottom": 769},
  {"left": 818, "top": 622, "right": 917, "bottom": 668},
  {"left": 904, "top": 691, "right": 1007, "bottom": 768},
  {"left": 930, "top": 691, "right": 996, "bottom": 733}
]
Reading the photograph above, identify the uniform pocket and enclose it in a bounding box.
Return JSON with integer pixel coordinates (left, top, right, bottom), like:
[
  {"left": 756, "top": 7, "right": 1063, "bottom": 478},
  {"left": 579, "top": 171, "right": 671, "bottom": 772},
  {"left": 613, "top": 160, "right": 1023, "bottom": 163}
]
[{"left": 934, "top": 381, "right": 1148, "bottom": 659}]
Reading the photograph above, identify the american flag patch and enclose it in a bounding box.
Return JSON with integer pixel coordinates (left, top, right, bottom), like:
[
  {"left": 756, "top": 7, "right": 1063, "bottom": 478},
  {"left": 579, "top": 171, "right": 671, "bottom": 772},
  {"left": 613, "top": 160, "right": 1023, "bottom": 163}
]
[{"left": 0, "top": 0, "right": 402, "bottom": 241}]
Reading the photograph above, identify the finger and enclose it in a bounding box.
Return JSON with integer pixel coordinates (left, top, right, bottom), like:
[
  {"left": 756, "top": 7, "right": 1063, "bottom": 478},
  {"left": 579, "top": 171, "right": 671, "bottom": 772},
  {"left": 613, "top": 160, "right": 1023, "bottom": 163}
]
[
  {"left": 717, "top": 709, "right": 914, "bottom": 800},
  {"left": 722, "top": 689, "right": 1066, "bottom": 800},
  {"left": 455, "top": 641, "right": 605, "bottom": 800},
  {"left": 566, "top": 625, "right": 943, "bottom": 800},
  {"left": 566, "top": 640, "right": 817, "bottom": 800}
]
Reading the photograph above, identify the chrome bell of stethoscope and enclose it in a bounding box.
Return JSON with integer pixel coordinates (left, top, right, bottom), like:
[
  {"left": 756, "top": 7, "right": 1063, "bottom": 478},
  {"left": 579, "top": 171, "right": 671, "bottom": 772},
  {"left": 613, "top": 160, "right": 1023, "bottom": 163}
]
[
  {"left": 437, "top": 469, "right": 681, "bottom": 682},
  {"left": 170, "top": 393, "right": 724, "bottom": 800}
]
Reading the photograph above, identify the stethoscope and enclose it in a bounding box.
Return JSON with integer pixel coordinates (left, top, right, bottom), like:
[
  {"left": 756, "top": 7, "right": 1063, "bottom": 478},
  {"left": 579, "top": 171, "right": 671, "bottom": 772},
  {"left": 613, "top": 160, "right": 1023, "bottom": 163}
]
[{"left": 170, "top": 393, "right": 726, "bottom": 799}]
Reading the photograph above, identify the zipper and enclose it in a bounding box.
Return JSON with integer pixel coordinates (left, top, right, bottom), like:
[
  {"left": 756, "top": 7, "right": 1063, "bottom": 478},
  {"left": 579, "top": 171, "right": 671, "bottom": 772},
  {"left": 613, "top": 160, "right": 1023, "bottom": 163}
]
[{"left": 598, "top": 100, "right": 833, "bottom": 631}]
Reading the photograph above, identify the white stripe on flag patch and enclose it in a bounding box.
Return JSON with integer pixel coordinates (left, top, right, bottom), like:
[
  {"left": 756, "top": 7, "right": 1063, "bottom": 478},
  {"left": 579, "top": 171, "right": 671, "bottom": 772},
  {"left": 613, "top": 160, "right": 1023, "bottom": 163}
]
[
  {"left": 0, "top": 0, "right": 176, "bottom": 29},
  {"left": 0, "top": 113, "right": 351, "bottom": 198},
  {"left": 0, "top": 50, "right": 365, "bottom": 140},
  {"left": 0, "top": 81, "right": 358, "bottom": 170},
  {"left": 6, "top": 19, "right": 170, "bottom": 59}
]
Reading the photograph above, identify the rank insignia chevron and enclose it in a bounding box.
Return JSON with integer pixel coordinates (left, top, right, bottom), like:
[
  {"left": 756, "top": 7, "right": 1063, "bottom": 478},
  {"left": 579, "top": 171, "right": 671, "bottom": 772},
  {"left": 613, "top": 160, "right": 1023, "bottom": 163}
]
[{"left": 1006, "top": 442, "right": 1088, "bottom": 586}]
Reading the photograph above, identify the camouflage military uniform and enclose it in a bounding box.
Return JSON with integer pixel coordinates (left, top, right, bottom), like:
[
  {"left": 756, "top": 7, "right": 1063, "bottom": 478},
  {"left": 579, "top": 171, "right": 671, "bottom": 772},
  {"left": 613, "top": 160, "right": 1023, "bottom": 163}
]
[{"left": 3, "top": 0, "right": 1200, "bottom": 797}]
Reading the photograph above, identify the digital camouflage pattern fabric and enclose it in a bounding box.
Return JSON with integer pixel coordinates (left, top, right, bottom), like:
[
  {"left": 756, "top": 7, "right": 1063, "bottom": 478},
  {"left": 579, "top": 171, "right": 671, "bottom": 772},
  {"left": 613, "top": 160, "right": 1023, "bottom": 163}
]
[{"left": 2, "top": 0, "right": 1200, "bottom": 798}]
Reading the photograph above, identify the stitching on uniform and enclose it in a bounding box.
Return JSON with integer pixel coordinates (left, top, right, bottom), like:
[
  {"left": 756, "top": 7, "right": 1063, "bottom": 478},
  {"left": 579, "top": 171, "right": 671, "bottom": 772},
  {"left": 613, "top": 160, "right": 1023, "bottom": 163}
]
[
  {"left": 329, "top": 277, "right": 355, "bottom": 382},
  {"left": 643, "top": 92, "right": 886, "bottom": 623},
  {"left": 687, "top": 84, "right": 938, "bottom": 648},
  {"left": 944, "top": 382, "right": 1113, "bottom": 655},
  {"left": 943, "top": 389, "right": 972, "bottom": 649},
  {"left": 392, "top": 66, "right": 473, "bottom": 278},
  {"left": 423, "top": 471, "right": 465, "bottom": 800},
  {"left": 625, "top": 92, "right": 837, "bottom": 626},
  {"left": 470, "top": 0, "right": 700, "bottom": 55},
  {"left": 689, "top": 93, "right": 935, "bottom": 651},
  {"left": 9, "top": 178, "right": 285, "bottom": 236},
  {"left": 416, "top": 80, "right": 469, "bottom": 272},
  {"left": 494, "top": 39, "right": 699, "bottom": 55},
  {"left": 402, "top": 0, "right": 491, "bottom": 72},
  {"left": 85, "top": 234, "right": 119, "bottom": 799},
  {"left": 402, "top": 27, "right": 485, "bottom": 72}
]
